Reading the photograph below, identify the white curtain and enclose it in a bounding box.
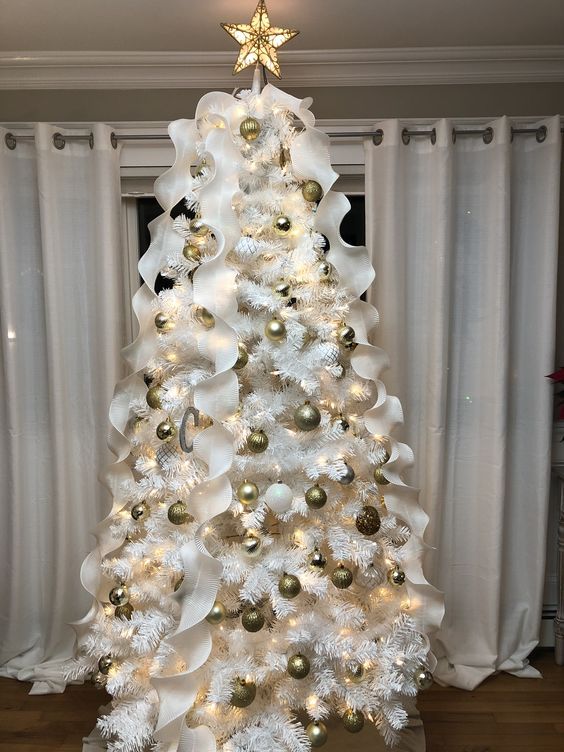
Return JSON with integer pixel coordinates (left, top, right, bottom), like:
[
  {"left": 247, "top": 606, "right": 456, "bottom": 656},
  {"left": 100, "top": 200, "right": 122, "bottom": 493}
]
[
  {"left": 0, "top": 123, "right": 126, "bottom": 692},
  {"left": 365, "top": 116, "right": 562, "bottom": 690}
]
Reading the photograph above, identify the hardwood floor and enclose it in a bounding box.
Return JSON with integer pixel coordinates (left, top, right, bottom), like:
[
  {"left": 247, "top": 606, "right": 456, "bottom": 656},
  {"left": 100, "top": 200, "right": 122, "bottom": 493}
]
[{"left": 0, "top": 651, "right": 562, "bottom": 751}]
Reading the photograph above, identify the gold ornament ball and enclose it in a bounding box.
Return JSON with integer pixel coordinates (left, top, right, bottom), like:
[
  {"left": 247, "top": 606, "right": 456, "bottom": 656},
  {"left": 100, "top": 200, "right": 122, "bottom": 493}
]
[
  {"left": 174, "top": 574, "right": 184, "bottom": 592},
  {"left": 302, "top": 180, "right": 323, "bottom": 203},
  {"left": 336, "top": 324, "right": 355, "bottom": 345},
  {"left": 234, "top": 342, "right": 249, "bottom": 369},
  {"left": 131, "top": 501, "right": 150, "bottom": 521},
  {"left": 156, "top": 419, "right": 176, "bottom": 441},
  {"left": 240, "top": 117, "right": 261, "bottom": 141},
  {"left": 305, "top": 484, "right": 327, "bottom": 510},
  {"left": 189, "top": 218, "right": 209, "bottom": 237},
  {"left": 114, "top": 603, "right": 134, "bottom": 620},
  {"left": 287, "top": 653, "right": 310, "bottom": 679},
  {"left": 309, "top": 549, "right": 327, "bottom": 569},
  {"left": 241, "top": 605, "right": 265, "bottom": 632},
  {"left": 109, "top": 585, "right": 129, "bottom": 607},
  {"left": 414, "top": 666, "right": 434, "bottom": 690},
  {"left": 205, "top": 600, "right": 227, "bottom": 625},
  {"left": 355, "top": 505, "right": 381, "bottom": 536},
  {"left": 388, "top": 565, "right": 406, "bottom": 587},
  {"left": 98, "top": 655, "right": 113, "bottom": 675},
  {"left": 278, "top": 573, "right": 301, "bottom": 599},
  {"left": 230, "top": 678, "right": 256, "bottom": 708},
  {"left": 374, "top": 466, "right": 390, "bottom": 485},
  {"left": 168, "top": 501, "right": 189, "bottom": 525},
  {"left": 331, "top": 564, "right": 353, "bottom": 589},
  {"left": 237, "top": 480, "right": 260, "bottom": 506},
  {"left": 146, "top": 385, "right": 162, "bottom": 409},
  {"left": 273, "top": 280, "right": 291, "bottom": 298},
  {"left": 338, "top": 463, "right": 355, "bottom": 485},
  {"left": 154, "top": 312, "right": 173, "bottom": 332},
  {"left": 306, "top": 721, "right": 328, "bottom": 747},
  {"left": 241, "top": 532, "right": 262, "bottom": 557},
  {"left": 182, "top": 242, "right": 201, "bottom": 262},
  {"left": 265, "top": 317, "right": 286, "bottom": 342},
  {"left": 342, "top": 709, "right": 365, "bottom": 733},
  {"left": 190, "top": 159, "right": 206, "bottom": 178},
  {"left": 247, "top": 429, "right": 269, "bottom": 454},
  {"left": 294, "top": 402, "right": 321, "bottom": 431},
  {"left": 273, "top": 215, "right": 292, "bottom": 236},
  {"left": 194, "top": 305, "right": 215, "bottom": 329},
  {"left": 92, "top": 671, "right": 107, "bottom": 690},
  {"left": 345, "top": 662, "right": 365, "bottom": 683},
  {"left": 317, "top": 260, "right": 334, "bottom": 281}
]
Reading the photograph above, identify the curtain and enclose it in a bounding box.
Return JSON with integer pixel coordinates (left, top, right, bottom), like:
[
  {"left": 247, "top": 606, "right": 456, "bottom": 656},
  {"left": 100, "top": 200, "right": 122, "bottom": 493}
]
[
  {"left": 0, "top": 123, "right": 126, "bottom": 693},
  {"left": 365, "top": 116, "right": 562, "bottom": 690}
]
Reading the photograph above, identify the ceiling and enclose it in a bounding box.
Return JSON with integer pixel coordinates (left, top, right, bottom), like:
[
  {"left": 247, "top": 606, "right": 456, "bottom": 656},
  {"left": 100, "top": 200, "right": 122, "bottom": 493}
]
[{"left": 0, "top": 0, "right": 562, "bottom": 52}]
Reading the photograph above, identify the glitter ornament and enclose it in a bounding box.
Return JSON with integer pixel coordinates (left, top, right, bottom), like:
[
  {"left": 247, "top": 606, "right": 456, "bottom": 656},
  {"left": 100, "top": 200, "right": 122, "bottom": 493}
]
[
  {"left": 287, "top": 653, "right": 310, "bottom": 679},
  {"left": 109, "top": 585, "right": 129, "bottom": 607},
  {"left": 114, "top": 603, "right": 134, "bottom": 620},
  {"left": 131, "top": 502, "right": 149, "bottom": 521},
  {"left": 278, "top": 573, "right": 301, "bottom": 598},
  {"left": 247, "top": 429, "right": 269, "bottom": 454},
  {"left": 265, "top": 317, "right": 286, "bottom": 341},
  {"left": 189, "top": 218, "right": 209, "bottom": 237},
  {"left": 273, "top": 215, "right": 292, "bottom": 235},
  {"left": 264, "top": 481, "right": 293, "bottom": 514},
  {"left": 240, "top": 116, "right": 261, "bottom": 141},
  {"left": 355, "top": 505, "right": 381, "bottom": 536},
  {"left": 167, "top": 501, "right": 189, "bottom": 525},
  {"left": 342, "top": 709, "right": 364, "bottom": 733},
  {"left": 98, "top": 656, "right": 113, "bottom": 675},
  {"left": 234, "top": 342, "right": 249, "bottom": 369},
  {"left": 306, "top": 721, "right": 328, "bottom": 747},
  {"left": 241, "top": 605, "right": 265, "bottom": 632},
  {"left": 236, "top": 236, "right": 259, "bottom": 256},
  {"left": 305, "top": 484, "right": 327, "bottom": 510},
  {"left": 205, "top": 601, "right": 227, "bottom": 625},
  {"left": 146, "top": 385, "right": 162, "bottom": 409},
  {"left": 156, "top": 419, "right": 176, "bottom": 441},
  {"left": 331, "top": 564, "right": 353, "bottom": 589},
  {"left": 302, "top": 180, "right": 323, "bottom": 202},
  {"left": 294, "top": 401, "right": 321, "bottom": 431},
  {"left": 338, "top": 463, "right": 355, "bottom": 485},
  {"left": 230, "top": 678, "right": 256, "bottom": 708},
  {"left": 241, "top": 532, "right": 262, "bottom": 557},
  {"left": 320, "top": 341, "right": 341, "bottom": 366},
  {"left": 388, "top": 565, "right": 406, "bottom": 587},
  {"left": 414, "top": 666, "right": 434, "bottom": 690},
  {"left": 237, "top": 480, "right": 260, "bottom": 506},
  {"left": 374, "top": 466, "right": 390, "bottom": 485},
  {"left": 156, "top": 443, "right": 178, "bottom": 467}
]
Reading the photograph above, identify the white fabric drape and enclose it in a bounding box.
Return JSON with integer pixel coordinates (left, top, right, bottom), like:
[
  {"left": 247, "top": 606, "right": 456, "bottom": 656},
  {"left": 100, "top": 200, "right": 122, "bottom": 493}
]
[
  {"left": 365, "top": 116, "right": 562, "bottom": 690},
  {"left": 0, "top": 123, "right": 126, "bottom": 692}
]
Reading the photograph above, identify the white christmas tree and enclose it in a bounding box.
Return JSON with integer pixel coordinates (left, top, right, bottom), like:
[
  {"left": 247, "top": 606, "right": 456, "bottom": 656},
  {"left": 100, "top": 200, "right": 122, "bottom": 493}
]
[{"left": 68, "top": 8, "right": 442, "bottom": 751}]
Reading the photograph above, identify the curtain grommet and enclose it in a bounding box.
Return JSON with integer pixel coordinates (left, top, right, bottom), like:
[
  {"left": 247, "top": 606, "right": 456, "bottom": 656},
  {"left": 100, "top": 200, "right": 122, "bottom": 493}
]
[
  {"left": 111, "top": 132, "right": 118, "bottom": 149},
  {"left": 482, "top": 127, "right": 494, "bottom": 145},
  {"left": 536, "top": 125, "right": 547, "bottom": 143},
  {"left": 53, "top": 132, "right": 65, "bottom": 150},
  {"left": 372, "top": 129, "right": 384, "bottom": 146},
  {"left": 5, "top": 132, "right": 17, "bottom": 150}
]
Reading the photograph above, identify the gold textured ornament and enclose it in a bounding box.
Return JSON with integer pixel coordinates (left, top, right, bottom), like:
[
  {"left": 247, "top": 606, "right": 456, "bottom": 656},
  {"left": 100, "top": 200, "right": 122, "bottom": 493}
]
[
  {"left": 309, "top": 549, "right": 327, "bottom": 569},
  {"left": 114, "top": 602, "right": 134, "bottom": 620},
  {"left": 273, "top": 215, "right": 292, "bottom": 236},
  {"left": 287, "top": 653, "right": 310, "bottom": 679},
  {"left": 92, "top": 671, "right": 107, "bottom": 690},
  {"left": 194, "top": 305, "right": 215, "bottom": 329},
  {"left": 230, "top": 677, "right": 256, "bottom": 708},
  {"left": 234, "top": 342, "right": 249, "bottom": 369},
  {"left": 189, "top": 218, "right": 209, "bottom": 237},
  {"left": 336, "top": 324, "right": 355, "bottom": 345},
  {"left": 98, "top": 655, "right": 113, "bottom": 675},
  {"left": 167, "top": 501, "right": 190, "bottom": 525},
  {"left": 388, "top": 565, "right": 406, "bottom": 587},
  {"left": 109, "top": 585, "right": 129, "bottom": 607},
  {"left": 205, "top": 600, "right": 227, "bottom": 625},
  {"left": 273, "top": 280, "right": 291, "bottom": 298},
  {"left": 131, "top": 501, "right": 150, "bottom": 521},
  {"left": 154, "top": 312, "right": 173, "bottom": 332},
  {"left": 146, "top": 385, "right": 162, "bottom": 409},
  {"left": 240, "top": 116, "right": 261, "bottom": 141},
  {"left": 247, "top": 429, "right": 269, "bottom": 454},
  {"left": 355, "top": 505, "right": 381, "bottom": 536},
  {"left": 294, "top": 401, "right": 321, "bottom": 431},
  {"left": 414, "top": 666, "right": 434, "bottom": 690},
  {"left": 331, "top": 564, "right": 353, "bottom": 589},
  {"left": 317, "top": 260, "right": 334, "bottom": 281},
  {"left": 342, "top": 709, "right": 364, "bottom": 733},
  {"left": 374, "top": 466, "right": 390, "bottom": 485},
  {"left": 221, "top": 1, "right": 299, "bottom": 78},
  {"left": 183, "top": 242, "right": 201, "bottom": 262},
  {"left": 241, "top": 605, "right": 265, "bottom": 632},
  {"left": 156, "top": 419, "right": 176, "bottom": 441},
  {"left": 278, "top": 572, "right": 301, "bottom": 598},
  {"left": 306, "top": 721, "right": 328, "bottom": 747},
  {"left": 237, "top": 480, "right": 260, "bottom": 506},
  {"left": 338, "top": 463, "right": 355, "bottom": 485},
  {"left": 305, "top": 484, "right": 327, "bottom": 510},
  {"left": 302, "top": 180, "right": 323, "bottom": 202},
  {"left": 345, "top": 662, "right": 365, "bottom": 683},
  {"left": 241, "top": 531, "right": 262, "bottom": 557},
  {"left": 265, "top": 317, "right": 286, "bottom": 341}
]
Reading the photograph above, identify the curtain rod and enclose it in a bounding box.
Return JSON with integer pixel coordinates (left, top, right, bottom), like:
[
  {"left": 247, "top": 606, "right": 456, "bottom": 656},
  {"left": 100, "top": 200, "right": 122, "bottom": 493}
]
[{"left": 5, "top": 124, "right": 564, "bottom": 151}]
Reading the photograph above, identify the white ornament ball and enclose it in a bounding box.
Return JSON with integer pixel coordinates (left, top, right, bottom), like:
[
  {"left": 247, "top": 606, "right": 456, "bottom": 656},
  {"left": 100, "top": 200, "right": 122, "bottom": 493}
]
[
  {"left": 235, "top": 236, "right": 259, "bottom": 257},
  {"left": 319, "top": 341, "right": 341, "bottom": 367},
  {"left": 264, "top": 482, "right": 293, "bottom": 514}
]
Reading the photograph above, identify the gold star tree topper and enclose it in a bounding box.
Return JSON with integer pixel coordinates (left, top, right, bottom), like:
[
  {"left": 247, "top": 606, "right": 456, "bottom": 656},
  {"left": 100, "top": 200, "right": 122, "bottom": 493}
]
[{"left": 221, "top": 0, "right": 299, "bottom": 78}]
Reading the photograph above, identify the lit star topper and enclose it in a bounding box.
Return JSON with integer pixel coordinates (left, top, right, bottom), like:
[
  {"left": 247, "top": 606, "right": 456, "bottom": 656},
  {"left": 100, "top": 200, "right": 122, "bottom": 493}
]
[{"left": 221, "top": 0, "right": 299, "bottom": 78}]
